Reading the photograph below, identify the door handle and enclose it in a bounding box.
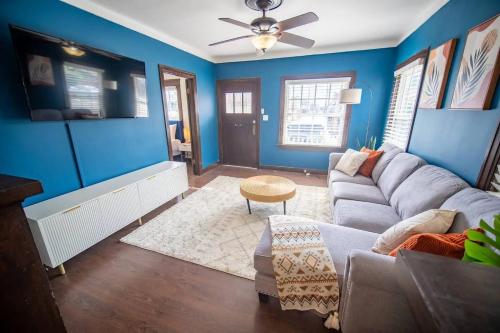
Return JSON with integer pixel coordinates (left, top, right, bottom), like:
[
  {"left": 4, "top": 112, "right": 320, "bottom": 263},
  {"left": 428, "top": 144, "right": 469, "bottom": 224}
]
[{"left": 252, "top": 124, "right": 256, "bottom": 135}]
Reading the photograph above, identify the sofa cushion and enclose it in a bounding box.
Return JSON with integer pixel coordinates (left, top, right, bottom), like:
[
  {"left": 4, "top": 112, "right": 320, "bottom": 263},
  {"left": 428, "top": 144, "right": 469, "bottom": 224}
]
[
  {"left": 329, "top": 170, "right": 375, "bottom": 186},
  {"left": 371, "top": 142, "right": 403, "bottom": 183},
  {"left": 335, "top": 149, "right": 369, "bottom": 176},
  {"left": 390, "top": 165, "right": 470, "bottom": 220},
  {"left": 441, "top": 188, "right": 500, "bottom": 233},
  {"left": 254, "top": 222, "right": 378, "bottom": 282},
  {"left": 372, "top": 209, "right": 457, "bottom": 254},
  {"left": 334, "top": 200, "right": 401, "bottom": 233},
  {"left": 332, "top": 182, "right": 388, "bottom": 205},
  {"left": 359, "top": 148, "right": 384, "bottom": 177},
  {"left": 388, "top": 230, "right": 469, "bottom": 259},
  {"left": 377, "top": 153, "right": 426, "bottom": 201}
]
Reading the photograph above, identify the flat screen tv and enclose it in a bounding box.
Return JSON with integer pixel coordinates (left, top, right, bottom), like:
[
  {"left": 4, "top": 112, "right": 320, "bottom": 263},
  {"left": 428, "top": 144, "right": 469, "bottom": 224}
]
[{"left": 10, "top": 25, "right": 149, "bottom": 121}]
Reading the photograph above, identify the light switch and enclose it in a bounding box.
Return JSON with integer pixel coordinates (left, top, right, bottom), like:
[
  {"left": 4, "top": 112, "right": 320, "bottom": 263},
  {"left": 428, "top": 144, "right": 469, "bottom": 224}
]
[
  {"left": 262, "top": 114, "right": 269, "bottom": 121},
  {"left": 261, "top": 108, "right": 265, "bottom": 114}
]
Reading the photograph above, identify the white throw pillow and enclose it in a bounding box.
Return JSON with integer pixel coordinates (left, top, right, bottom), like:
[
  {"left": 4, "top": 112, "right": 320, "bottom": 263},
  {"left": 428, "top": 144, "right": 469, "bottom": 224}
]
[
  {"left": 335, "top": 149, "right": 369, "bottom": 176},
  {"left": 372, "top": 209, "right": 457, "bottom": 255},
  {"left": 169, "top": 124, "right": 177, "bottom": 142}
]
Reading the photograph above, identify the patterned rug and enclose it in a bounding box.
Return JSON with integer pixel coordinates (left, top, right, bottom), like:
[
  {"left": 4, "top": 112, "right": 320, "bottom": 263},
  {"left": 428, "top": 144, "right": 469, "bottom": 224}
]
[{"left": 120, "top": 176, "right": 330, "bottom": 280}]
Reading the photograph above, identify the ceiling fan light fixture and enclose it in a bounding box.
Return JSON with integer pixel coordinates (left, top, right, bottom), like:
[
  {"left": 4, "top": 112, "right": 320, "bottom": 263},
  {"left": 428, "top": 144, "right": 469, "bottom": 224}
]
[{"left": 251, "top": 33, "right": 277, "bottom": 52}]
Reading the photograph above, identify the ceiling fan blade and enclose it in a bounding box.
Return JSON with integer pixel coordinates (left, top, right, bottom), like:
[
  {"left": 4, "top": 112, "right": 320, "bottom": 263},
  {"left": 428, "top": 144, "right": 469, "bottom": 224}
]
[
  {"left": 219, "top": 18, "right": 254, "bottom": 30},
  {"left": 276, "top": 12, "right": 319, "bottom": 31},
  {"left": 209, "top": 35, "right": 254, "bottom": 46},
  {"left": 278, "top": 32, "right": 315, "bottom": 48}
]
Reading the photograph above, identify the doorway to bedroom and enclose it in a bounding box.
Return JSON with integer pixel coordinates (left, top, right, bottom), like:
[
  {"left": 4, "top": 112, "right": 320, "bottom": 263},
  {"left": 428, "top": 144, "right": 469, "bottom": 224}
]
[{"left": 159, "top": 65, "right": 201, "bottom": 176}]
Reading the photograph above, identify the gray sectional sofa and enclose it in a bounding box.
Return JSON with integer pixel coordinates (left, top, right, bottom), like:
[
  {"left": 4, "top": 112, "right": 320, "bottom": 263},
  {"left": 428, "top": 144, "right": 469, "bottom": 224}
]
[{"left": 254, "top": 142, "right": 500, "bottom": 332}]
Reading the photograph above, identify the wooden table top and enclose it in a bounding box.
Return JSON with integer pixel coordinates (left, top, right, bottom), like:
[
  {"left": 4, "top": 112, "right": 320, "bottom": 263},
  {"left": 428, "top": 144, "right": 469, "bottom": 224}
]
[{"left": 240, "top": 175, "right": 296, "bottom": 203}]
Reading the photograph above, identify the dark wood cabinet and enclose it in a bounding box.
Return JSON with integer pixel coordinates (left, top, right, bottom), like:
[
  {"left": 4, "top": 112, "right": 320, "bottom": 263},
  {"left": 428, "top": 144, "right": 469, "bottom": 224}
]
[{"left": 0, "top": 174, "right": 66, "bottom": 332}]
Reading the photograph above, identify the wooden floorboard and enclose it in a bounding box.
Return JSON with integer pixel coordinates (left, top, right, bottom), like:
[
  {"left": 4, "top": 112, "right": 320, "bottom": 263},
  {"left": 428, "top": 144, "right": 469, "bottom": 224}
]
[{"left": 49, "top": 165, "right": 329, "bottom": 332}]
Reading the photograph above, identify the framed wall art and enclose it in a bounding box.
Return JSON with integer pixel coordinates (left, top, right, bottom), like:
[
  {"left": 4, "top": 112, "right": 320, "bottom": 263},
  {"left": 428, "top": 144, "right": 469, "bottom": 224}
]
[
  {"left": 451, "top": 14, "right": 500, "bottom": 110},
  {"left": 419, "top": 39, "right": 456, "bottom": 109}
]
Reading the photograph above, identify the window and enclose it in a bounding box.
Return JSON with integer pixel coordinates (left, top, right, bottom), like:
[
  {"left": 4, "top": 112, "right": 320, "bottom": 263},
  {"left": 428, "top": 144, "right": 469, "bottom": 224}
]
[
  {"left": 280, "top": 74, "right": 353, "bottom": 148},
  {"left": 383, "top": 51, "right": 427, "bottom": 150},
  {"left": 63, "top": 62, "right": 104, "bottom": 116},
  {"left": 225, "top": 92, "right": 252, "bottom": 114},
  {"left": 164, "top": 80, "right": 182, "bottom": 121},
  {"left": 131, "top": 74, "right": 148, "bottom": 117}
]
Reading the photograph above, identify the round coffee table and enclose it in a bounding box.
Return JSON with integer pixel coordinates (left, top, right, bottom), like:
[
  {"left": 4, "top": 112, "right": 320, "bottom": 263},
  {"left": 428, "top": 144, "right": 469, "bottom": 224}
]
[{"left": 240, "top": 175, "right": 296, "bottom": 215}]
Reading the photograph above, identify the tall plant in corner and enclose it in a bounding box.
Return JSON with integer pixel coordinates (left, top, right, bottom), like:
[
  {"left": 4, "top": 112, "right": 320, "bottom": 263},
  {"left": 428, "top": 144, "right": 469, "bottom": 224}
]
[{"left": 455, "top": 30, "right": 497, "bottom": 104}]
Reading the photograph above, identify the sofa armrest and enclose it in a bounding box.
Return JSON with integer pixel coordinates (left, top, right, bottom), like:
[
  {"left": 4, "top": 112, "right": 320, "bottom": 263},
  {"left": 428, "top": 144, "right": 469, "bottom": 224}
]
[{"left": 339, "top": 250, "right": 416, "bottom": 333}]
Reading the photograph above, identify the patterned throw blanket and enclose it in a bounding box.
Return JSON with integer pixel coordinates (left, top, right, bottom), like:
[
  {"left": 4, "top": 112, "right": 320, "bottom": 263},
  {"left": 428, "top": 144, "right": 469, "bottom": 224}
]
[{"left": 269, "top": 215, "right": 340, "bottom": 330}]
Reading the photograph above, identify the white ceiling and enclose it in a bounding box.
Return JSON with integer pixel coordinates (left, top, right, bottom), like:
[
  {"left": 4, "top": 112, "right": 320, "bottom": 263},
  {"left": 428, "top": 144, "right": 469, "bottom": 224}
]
[{"left": 62, "top": 0, "right": 448, "bottom": 63}]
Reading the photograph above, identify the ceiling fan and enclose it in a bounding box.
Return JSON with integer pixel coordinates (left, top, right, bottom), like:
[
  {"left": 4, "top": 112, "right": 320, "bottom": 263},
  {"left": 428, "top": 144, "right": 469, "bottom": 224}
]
[{"left": 209, "top": 0, "right": 318, "bottom": 54}]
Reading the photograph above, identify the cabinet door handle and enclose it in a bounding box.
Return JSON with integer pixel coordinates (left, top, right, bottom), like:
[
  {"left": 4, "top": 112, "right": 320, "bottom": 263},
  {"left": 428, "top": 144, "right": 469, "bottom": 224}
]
[
  {"left": 112, "top": 187, "right": 126, "bottom": 194},
  {"left": 147, "top": 175, "right": 156, "bottom": 180},
  {"left": 63, "top": 205, "right": 81, "bottom": 214}
]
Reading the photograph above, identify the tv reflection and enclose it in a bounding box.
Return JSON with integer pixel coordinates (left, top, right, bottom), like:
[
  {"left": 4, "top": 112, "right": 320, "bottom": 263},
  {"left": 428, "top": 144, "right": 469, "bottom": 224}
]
[{"left": 11, "top": 25, "right": 149, "bottom": 121}]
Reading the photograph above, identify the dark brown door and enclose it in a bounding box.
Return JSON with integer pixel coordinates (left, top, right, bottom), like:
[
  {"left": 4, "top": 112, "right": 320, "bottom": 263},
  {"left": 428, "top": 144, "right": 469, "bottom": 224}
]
[{"left": 217, "top": 79, "right": 260, "bottom": 168}]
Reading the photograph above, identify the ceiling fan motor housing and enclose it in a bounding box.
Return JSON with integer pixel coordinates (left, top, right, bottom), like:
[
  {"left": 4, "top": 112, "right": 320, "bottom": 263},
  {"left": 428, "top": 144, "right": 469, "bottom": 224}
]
[
  {"left": 245, "top": 0, "right": 283, "bottom": 12},
  {"left": 251, "top": 16, "right": 278, "bottom": 33}
]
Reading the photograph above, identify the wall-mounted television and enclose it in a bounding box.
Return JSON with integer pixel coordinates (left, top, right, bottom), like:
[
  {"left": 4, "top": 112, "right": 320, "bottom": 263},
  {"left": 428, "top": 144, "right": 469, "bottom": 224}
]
[{"left": 10, "top": 25, "right": 149, "bottom": 121}]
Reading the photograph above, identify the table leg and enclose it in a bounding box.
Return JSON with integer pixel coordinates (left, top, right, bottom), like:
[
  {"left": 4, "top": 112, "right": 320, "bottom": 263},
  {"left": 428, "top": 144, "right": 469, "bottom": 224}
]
[
  {"left": 283, "top": 201, "right": 286, "bottom": 215},
  {"left": 246, "top": 199, "right": 252, "bottom": 214}
]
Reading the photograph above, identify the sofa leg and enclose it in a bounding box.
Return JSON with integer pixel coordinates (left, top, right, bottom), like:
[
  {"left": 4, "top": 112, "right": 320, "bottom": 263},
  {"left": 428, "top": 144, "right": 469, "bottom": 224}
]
[{"left": 258, "top": 292, "right": 269, "bottom": 303}]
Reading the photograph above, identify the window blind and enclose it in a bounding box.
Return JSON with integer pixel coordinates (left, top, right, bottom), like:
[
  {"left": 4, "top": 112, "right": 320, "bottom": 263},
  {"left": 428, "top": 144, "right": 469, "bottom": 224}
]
[
  {"left": 64, "top": 62, "right": 104, "bottom": 116},
  {"left": 383, "top": 57, "right": 425, "bottom": 150},
  {"left": 281, "top": 77, "right": 351, "bottom": 147}
]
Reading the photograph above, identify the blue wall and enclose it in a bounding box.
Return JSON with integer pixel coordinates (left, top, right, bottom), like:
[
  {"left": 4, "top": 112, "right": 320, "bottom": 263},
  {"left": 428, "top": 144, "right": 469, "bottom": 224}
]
[
  {"left": 216, "top": 48, "right": 396, "bottom": 170},
  {"left": 0, "top": 0, "right": 218, "bottom": 205},
  {"left": 2, "top": 0, "right": 498, "bottom": 206},
  {"left": 398, "top": 0, "right": 500, "bottom": 185}
]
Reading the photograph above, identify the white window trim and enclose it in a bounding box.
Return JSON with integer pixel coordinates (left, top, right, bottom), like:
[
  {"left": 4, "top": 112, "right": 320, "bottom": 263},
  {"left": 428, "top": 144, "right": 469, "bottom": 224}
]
[{"left": 279, "top": 74, "right": 354, "bottom": 149}]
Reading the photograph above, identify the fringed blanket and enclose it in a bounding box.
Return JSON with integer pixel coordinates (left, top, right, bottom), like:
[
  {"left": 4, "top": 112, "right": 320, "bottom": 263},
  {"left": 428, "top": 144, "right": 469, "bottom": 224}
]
[{"left": 269, "top": 215, "right": 340, "bottom": 330}]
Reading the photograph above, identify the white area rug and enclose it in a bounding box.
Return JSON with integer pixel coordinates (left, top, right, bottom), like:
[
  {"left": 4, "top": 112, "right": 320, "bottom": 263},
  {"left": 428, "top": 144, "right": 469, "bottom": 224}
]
[{"left": 120, "top": 176, "right": 330, "bottom": 280}]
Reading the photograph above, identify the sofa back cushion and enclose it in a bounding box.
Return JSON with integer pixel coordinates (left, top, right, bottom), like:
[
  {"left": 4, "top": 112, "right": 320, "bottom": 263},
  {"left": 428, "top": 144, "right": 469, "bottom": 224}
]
[
  {"left": 371, "top": 142, "right": 403, "bottom": 183},
  {"left": 441, "top": 188, "right": 500, "bottom": 233},
  {"left": 390, "top": 165, "right": 469, "bottom": 220},
  {"left": 377, "top": 153, "right": 426, "bottom": 201}
]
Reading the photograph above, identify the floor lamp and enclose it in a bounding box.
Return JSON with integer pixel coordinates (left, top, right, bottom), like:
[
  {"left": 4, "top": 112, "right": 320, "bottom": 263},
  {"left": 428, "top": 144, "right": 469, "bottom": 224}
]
[{"left": 340, "top": 86, "right": 374, "bottom": 148}]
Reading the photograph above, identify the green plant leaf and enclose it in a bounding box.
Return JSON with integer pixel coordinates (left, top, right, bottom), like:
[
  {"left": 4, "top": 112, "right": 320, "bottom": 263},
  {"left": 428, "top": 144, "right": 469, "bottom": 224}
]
[
  {"left": 479, "top": 219, "right": 500, "bottom": 238},
  {"left": 464, "top": 240, "right": 500, "bottom": 267},
  {"left": 467, "top": 229, "right": 500, "bottom": 250}
]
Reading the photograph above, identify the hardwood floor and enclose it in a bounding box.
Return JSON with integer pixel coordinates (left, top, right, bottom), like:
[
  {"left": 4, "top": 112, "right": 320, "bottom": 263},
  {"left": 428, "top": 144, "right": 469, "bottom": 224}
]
[{"left": 49, "top": 165, "right": 329, "bottom": 332}]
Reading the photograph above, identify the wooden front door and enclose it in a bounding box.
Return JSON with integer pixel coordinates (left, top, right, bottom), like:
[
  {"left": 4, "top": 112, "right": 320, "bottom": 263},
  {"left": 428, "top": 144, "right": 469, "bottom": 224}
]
[{"left": 217, "top": 79, "right": 260, "bottom": 168}]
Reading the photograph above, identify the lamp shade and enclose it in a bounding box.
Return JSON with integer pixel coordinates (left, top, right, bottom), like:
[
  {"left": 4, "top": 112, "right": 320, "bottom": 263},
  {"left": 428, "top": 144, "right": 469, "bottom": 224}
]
[{"left": 340, "top": 88, "right": 362, "bottom": 104}]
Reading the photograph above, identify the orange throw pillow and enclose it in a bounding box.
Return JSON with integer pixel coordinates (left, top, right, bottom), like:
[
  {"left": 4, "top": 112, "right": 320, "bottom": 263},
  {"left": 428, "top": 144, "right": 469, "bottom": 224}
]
[
  {"left": 388, "top": 230, "right": 471, "bottom": 259},
  {"left": 358, "top": 147, "right": 384, "bottom": 177}
]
